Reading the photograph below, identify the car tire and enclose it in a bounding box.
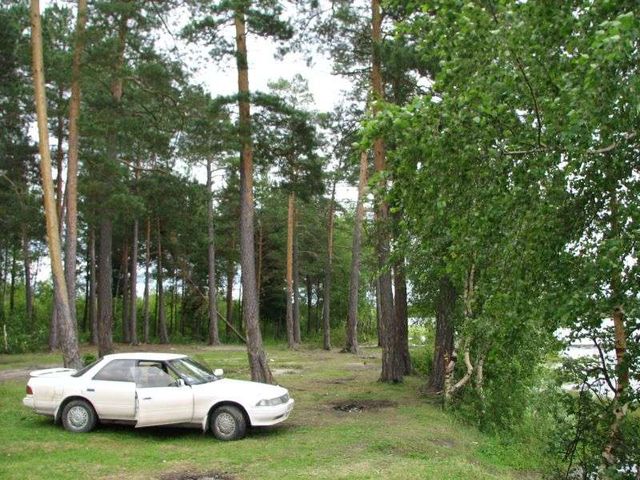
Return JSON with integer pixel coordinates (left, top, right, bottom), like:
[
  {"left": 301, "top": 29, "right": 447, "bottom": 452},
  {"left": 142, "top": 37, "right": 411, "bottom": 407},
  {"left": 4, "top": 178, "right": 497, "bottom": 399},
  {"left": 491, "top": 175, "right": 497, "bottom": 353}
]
[
  {"left": 210, "top": 405, "right": 247, "bottom": 441},
  {"left": 61, "top": 399, "right": 97, "bottom": 433}
]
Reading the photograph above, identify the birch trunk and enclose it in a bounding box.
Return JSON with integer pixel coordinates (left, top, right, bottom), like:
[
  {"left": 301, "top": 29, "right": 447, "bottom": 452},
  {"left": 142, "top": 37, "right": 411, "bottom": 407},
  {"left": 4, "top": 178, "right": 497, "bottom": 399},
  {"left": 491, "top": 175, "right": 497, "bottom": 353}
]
[
  {"left": 88, "top": 227, "right": 97, "bottom": 345},
  {"left": 30, "top": 0, "right": 81, "bottom": 368},
  {"left": 22, "top": 229, "right": 33, "bottom": 326},
  {"left": 130, "top": 219, "right": 138, "bottom": 344},
  {"left": 207, "top": 158, "right": 220, "bottom": 345},
  {"left": 427, "top": 276, "right": 456, "bottom": 393},
  {"left": 225, "top": 259, "right": 234, "bottom": 341},
  {"left": 286, "top": 192, "right": 296, "bottom": 348},
  {"left": 157, "top": 220, "right": 169, "bottom": 344},
  {"left": 142, "top": 217, "right": 151, "bottom": 343}
]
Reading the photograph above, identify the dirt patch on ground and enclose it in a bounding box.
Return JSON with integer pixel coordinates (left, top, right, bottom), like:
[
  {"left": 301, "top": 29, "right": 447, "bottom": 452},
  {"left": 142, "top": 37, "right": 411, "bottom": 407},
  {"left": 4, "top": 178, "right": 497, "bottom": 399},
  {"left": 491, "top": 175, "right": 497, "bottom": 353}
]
[
  {"left": 271, "top": 368, "right": 301, "bottom": 375},
  {"left": 321, "top": 376, "right": 357, "bottom": 385},
  {"left": 0, "top": 364, "right": 59, "bottom": 382},
  {"left": 159, "top": 470, "right": 235, "bottom": 480},
  {"left": 429, "top": 438, "right": 456, "bottom": 448},
  {"left": 331, "top": 399, "right": 398, "bottom": 413}
]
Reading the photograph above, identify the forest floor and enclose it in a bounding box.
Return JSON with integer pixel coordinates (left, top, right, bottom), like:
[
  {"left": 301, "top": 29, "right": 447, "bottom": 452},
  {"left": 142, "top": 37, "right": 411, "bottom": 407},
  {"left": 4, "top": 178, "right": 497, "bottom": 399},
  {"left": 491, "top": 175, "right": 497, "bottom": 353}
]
[{"left": 0, "top": 343, "right": 546, "bottom": 479}]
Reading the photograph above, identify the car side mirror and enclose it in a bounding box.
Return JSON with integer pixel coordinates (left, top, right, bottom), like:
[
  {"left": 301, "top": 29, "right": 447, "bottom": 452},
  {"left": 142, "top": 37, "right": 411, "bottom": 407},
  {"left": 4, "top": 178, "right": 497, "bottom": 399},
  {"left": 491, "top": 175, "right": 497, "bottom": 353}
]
[
  {"left": 214, "top": 368, "right": 224, "bottom": 378},
  {"left": 175, "top": 378, "right": 186, "bottom": 387}
]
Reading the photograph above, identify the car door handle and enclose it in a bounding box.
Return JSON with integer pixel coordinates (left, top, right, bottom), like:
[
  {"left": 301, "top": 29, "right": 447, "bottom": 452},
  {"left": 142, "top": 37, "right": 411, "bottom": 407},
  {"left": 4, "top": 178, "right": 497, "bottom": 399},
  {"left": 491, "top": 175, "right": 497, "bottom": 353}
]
[
  {"left": 86, "top": 388, "right": 95, "bottom": 392},
  {"left": 142, "top": 397, "right": 152, "bottom": 400}
]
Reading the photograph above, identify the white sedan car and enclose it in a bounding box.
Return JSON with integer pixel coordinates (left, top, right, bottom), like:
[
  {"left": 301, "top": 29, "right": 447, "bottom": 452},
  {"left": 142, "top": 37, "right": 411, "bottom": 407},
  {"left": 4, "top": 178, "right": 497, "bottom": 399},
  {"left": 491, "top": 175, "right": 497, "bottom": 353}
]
[{"left": 23, "top": 352, "right": 294, "bottom": 441}]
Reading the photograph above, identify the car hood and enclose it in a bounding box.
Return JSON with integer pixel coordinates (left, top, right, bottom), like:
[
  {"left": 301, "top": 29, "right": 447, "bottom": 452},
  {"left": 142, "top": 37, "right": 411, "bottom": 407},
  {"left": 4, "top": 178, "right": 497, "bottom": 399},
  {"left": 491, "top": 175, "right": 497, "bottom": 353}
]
[
  {"left": 29, "top": 367, "right": 77, "bottom": 378},
  {"left": 198, "top": 378, "right": 288, "bottom": 402}
]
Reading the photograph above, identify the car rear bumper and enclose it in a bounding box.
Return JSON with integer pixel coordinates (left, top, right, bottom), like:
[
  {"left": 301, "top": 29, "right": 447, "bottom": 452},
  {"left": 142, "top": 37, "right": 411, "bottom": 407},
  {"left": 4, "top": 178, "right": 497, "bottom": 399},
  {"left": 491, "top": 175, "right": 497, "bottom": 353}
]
[
  {"left": 23, "top": 396, "right": 34, "bottom": 409},
  {"left": 249, "top": 399, "right": 295, "bottom": 426}
]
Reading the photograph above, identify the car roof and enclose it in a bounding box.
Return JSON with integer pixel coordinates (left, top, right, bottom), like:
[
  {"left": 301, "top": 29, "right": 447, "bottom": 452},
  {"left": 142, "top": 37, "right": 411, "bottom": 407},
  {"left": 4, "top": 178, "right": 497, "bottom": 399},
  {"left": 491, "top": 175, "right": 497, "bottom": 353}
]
[{"left": 102, "top": 352, "right": 188, "bottom": 361}]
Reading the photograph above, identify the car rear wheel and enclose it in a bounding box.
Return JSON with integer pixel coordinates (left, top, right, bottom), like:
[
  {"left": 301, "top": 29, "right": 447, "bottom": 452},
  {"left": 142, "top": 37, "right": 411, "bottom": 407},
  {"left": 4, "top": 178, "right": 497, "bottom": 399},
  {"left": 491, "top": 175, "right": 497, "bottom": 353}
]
[
  {"left": 61, "top": 399, "right": 97, "bottom": 433},
  {"left": 211, "top": 405, "right": 246, "bottom": 441}
]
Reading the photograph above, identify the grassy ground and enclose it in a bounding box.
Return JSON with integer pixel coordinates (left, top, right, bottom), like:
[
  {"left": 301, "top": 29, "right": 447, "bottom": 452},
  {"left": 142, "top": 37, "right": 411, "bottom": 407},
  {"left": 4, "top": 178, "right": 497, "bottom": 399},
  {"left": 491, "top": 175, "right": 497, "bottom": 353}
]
[{"left": 0, "top": 344, "right": 544, "bottom": 480}]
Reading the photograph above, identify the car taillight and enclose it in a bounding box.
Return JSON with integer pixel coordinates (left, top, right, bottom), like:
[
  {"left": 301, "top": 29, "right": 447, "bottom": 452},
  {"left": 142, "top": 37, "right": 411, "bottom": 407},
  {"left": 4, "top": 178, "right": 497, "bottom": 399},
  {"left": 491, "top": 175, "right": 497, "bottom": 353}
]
[{"left": 26, "top": 385, "right": 33, "bottom": 395}]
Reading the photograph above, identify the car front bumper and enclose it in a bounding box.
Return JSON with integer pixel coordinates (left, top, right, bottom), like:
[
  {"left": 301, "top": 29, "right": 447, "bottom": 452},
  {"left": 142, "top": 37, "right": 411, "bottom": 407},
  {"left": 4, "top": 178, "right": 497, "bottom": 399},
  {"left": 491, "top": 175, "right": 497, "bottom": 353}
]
[{"left": 249, "top": 398, "right": 295, "bottom": 426}]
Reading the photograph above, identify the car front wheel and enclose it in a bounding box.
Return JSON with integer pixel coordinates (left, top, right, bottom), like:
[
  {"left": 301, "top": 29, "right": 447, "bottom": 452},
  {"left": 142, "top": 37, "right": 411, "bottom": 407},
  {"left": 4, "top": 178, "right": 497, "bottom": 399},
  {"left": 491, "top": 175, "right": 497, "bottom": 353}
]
[
  {"left": 61, "top": 399, "right": 97, "bottom": 433},
  {"left": 210, "top": 405, "right": 247, "bottom": 441}
]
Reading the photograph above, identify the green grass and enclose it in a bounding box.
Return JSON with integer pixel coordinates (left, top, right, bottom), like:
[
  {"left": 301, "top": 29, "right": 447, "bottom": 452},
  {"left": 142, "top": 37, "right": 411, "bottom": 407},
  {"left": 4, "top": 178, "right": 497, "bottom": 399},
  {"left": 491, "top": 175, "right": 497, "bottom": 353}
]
[{"left": 0, "top": 344, "right": 544, "bottom": 479}]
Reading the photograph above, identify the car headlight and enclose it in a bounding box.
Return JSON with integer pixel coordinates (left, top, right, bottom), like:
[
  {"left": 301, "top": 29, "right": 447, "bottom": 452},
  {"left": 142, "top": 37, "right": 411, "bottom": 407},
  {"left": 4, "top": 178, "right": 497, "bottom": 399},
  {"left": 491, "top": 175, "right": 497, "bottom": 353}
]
[{"left": 256, "top": 393, "right": 289, "bottom": 407}]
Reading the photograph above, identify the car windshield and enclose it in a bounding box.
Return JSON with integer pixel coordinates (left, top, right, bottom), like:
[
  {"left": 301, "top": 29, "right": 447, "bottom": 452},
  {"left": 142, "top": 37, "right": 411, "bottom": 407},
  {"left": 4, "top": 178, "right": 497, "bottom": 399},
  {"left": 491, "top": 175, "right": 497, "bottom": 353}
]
[{"left": 168, "top": 357, "right": 217, "bottom": 385}]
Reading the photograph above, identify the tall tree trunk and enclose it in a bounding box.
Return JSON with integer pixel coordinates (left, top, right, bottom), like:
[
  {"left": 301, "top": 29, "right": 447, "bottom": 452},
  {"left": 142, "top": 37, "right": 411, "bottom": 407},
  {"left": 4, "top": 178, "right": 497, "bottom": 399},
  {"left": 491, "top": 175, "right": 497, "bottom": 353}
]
[
  {"left": 9, "top": 250, "right": 16, "bottom": 316},
  {"left": 257, "top": 220, "right": 263, "bottom": 297},
  {"left": 30, "top": 0, "right": 81, "bottom": 369},
  {"left": 207, "top": 158, "right": 220, "bottom": 346},
  {"left": 226, "top": 259, "right": 234, "bottom": 341},
  {"left": 82, "top": 267, "right": 89, "bottom": 333},
  {"left": 22, "top": 229, "right": 33, "bottom": 326},
  {"left": 130, "top": 219, "right": 138, "bottom": 344},
  {"left": 394, "top": 259, "right": 411, "bottom": 375},
  {"left": 306, "top": 275, "right": 312, "bottom": 335},
  {"left": 322, "top": 179, "right": 337, "bottom": 350},
  {"left": 121, "top": 240, "right": 130, "bottom": 343},
  {"left": 427, "top": 276, "right": 456, "bottom": 393},
  {"left": 293, "top": 225, "right": 301, "bottom": 345},
  {"left": 372, "top": 0, "right": 401, "bottom": 383},
  {"left": 375, "top": 277, "right": 382, "bottom": 347},
  {"left": 64, "top": 0, "right": 87, "bottom": 328},
  {"left": 54, "top": 89, "right": 64, "bottom": 224},
  {"left": 286, "top": 192, "right": 296, "bottom": 348},
  {"left": 97, "top": 219, "right": 113, "bottom": 357},
  {"left": 601, "top": 184, "right": 629, "bottom": 467},
  {"left": 234, "top": 6, "right": 272, "bottom": 383},
  {"left": 157, "top": 220, "right": 169, "bottom": 344},
  {"left": 142, "top": 217, "right": 151, "bottom": 343},
  {"left": 345, "top": 151, "right": 368, "bottom": 354},
  {"left": 88, "top": 227, "right": 98, "bottom": 345}
]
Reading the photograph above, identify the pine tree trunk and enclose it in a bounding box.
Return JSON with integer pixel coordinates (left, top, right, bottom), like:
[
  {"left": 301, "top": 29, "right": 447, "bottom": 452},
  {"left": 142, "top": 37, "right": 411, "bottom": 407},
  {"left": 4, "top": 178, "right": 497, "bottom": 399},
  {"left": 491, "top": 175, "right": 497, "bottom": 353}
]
[
  {"left": 371, "top": 0, "right": 401, "bottom": 383},
  {"left": 88, "top": 227, "right": 98, "bottom": 345},
  {"left": 142, "top": 217, "right": 151, "bottom": 343},
  {"left": 207, "top": 158, "right": 220, "bottom": 346},
  {"left": 156, "top": 220, "right": 169, "bottom": 344},
  {"left": 97, "top": 218, "right": 113, "bottom": 357},
  {"left": 9, "top": 250, "right": 16, "bottom": 316},
  {"left": 30, "top": 0, "right": 81, "bottom": 368},
  {"left": 286, "top": 192, "right": 296, "bottom": 348},
  {"left": 306, "top": 275, "right": 312, "bottom": 335},
  {"left": 293, "top": 224, "right": 301, "bottom": 345},
  {"left": 121, "top": 240, "right": 130, "bottom": 343},
  {"left": 427, "top": 276, "right": 456, "bottom": 393},
  {"left": 130, "top": 219, "right": 138, "bottom": 344},
  {"left": 234, "top": 6, "right": 272, "bottom": 383},
  {"left": 226, "top": 259, "right": 234, "bottom": 341},
  {"left": 345, "top": 151, "right": 368, "bottom": 354},
  {"left": 64, "top": 0, "right": 87, "bottom": 328},
  {"left": 321, "top": 181, "right": 336, "bottom": 350},
  {"left": 22, "top": 229, "right": 33, "bottom": 326},
  {"left": 394, "top": 259, "right": 411, "bottom": 375}
]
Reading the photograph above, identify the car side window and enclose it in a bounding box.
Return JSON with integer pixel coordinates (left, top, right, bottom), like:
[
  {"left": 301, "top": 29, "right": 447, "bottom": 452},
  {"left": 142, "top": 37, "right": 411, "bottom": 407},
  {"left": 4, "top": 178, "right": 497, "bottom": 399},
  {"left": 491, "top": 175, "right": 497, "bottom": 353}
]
[
  {"left": 93, "top": 359, "right": 136, "bottom": 382},
  {"left": 133, "top": 361, "right": 179, "bottom": 388}
]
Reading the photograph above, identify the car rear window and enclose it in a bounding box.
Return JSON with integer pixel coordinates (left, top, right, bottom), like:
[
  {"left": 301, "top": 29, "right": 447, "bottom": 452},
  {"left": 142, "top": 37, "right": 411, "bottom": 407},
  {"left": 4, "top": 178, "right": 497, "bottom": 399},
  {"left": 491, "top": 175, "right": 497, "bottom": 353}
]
[{"left": 93, "top": 359, "right": 137, "bottom": 382}]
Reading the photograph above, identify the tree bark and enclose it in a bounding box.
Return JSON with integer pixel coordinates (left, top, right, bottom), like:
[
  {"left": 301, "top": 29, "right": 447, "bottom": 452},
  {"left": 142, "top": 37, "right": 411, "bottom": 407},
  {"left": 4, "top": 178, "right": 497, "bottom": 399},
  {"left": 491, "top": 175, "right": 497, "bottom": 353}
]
[
  {"left": 225, "top": 259, "right": 234, "bottom": 341},
  {"left": 130, "top": 219, "right": 138, "bottom": 344},
  {"left": 394, "top": 258, "right": 411, "bottom": 375},
  {"left": 22, "top": 229, "right": 33, "bottom": 326},
  {"left": 207, "top": 158, "right": 220, "bottom": 346},
  {"left": 9, "top": 250, "right": 16, "bottom": 316},
  {"left": 156, "top": 219, "right": 169, "bottom": 344},
  {"left": 121, "top": 240, "right": 130, "bottom": 343},
  {"left": 344, "top": 151, "right": 368, "bottom": 354},
  {"left": 88, "top": 227, "right": 98, "bottom": 345},
  {"left": 234, "top": 6, "right": 272, "bottom": 383},
  {"left": 322, "top": 180, "right": 336, "bottom": 351},
  {"left": 427, "top": 276, "right": 456, "bottom": 393},
  {"left": 306, "top": 275, "right": 312, "bottom": 335},
  {"left": 371, "top": 0, "right": 401, "bottom": 383},
  {"left": 142, "top": 217, "right": 151, "bottom": 343},
  {"left": 64, "top": 0, "right": 87, "bottom": 328},
  {"left": 286, "top": 192, "right": 297, "bottom": 348},
  {"left": 97, "top": 218, "right": 113, "bottom": 357},
  {"left": 293, "top": 223, "right": 301, "bottom": 345},
  {"left": 30, "top": 0, "right": 81, "bottom": 368}
]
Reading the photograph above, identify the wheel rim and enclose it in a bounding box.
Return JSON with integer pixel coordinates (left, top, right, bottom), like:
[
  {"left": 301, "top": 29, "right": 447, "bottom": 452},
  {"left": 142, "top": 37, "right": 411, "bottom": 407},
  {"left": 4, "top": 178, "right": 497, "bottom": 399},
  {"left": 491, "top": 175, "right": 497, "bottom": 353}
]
[
  {"left": 67, "top": 406, "right": 89, "bottom": 429},
  {"left": 215, "top": 412, "right": 236, "bottom": 436}
]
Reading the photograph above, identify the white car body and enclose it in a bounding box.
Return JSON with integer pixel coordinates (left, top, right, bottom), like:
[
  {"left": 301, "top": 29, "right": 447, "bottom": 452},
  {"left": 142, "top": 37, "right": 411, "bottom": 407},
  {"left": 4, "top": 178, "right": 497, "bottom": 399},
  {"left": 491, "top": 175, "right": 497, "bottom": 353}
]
[{"left": 22, "top": 353, "right": 294, "bottom": 438}]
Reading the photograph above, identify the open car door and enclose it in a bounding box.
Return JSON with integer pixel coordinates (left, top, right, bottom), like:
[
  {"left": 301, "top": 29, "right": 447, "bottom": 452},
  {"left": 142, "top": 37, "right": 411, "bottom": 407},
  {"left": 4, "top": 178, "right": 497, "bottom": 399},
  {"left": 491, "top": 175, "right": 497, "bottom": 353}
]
[{"left": 134, "top": 361, "right": 194, "bottom": 428}]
